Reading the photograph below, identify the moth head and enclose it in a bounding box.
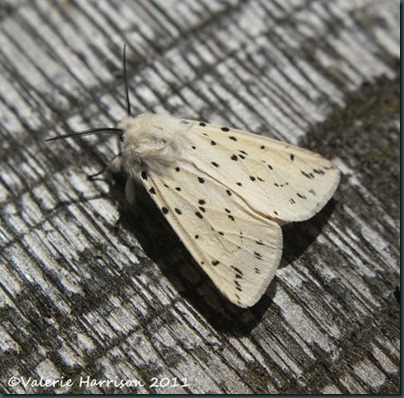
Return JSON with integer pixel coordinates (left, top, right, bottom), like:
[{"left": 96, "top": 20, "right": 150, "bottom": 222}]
[{"left": 117, "top": 113, "right": 187, "bottom": 179}]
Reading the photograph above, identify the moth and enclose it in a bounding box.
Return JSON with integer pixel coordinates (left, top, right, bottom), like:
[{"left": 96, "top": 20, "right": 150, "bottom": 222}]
[{"left": 47, "top": 47, "right": 340, "bottom": 308}]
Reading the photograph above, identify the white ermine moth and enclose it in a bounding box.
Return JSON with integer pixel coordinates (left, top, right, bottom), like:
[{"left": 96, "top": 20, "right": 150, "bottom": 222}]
[{"left": 47, "top": 47, "right": 340, "bottom": 308}]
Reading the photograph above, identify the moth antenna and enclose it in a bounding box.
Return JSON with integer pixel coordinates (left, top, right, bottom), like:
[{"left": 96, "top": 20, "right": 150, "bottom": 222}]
[
  {"left": 45, "top": 127, "right": 124, "bottom": 142},
  {"left": 123, "top": 44, "right": 131, "bottom": 116}
]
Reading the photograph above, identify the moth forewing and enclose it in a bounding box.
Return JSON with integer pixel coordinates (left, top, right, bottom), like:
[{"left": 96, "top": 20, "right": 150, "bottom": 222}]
[{"left": 118, "top": 114, "right": 339, "bottom": 307}]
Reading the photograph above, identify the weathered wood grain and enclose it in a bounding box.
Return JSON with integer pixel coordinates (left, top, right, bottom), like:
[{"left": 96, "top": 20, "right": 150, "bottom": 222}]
[{"left": 0, "top": 0, "right": 399, "bottom": 394}]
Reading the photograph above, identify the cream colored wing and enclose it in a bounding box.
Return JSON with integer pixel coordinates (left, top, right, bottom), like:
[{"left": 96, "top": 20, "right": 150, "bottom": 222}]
[
  {"left": 183, "top": 120, "right": 340, "bottom": 223},
  {"left": 138, "top": 165, "right": 282, "bottom": 308}
]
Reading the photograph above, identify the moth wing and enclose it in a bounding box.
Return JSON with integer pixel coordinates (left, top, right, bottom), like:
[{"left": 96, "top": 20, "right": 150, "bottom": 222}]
[
  {"left": 139, "top": 167, "right": 282, "bottom": 308},
  {"left": 186, "top": 121, "right": 340, "bottom": 223}
]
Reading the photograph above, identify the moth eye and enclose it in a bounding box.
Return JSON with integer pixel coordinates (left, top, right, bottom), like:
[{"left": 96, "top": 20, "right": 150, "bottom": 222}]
[{"left": 119, "top": 135, "right": 124, "bottom": 142}]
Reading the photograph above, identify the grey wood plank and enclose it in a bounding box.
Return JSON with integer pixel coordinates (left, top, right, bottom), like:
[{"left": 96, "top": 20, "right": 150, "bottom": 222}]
[{"left": 0, "top": 0, "right": 399, "bottom": 394}]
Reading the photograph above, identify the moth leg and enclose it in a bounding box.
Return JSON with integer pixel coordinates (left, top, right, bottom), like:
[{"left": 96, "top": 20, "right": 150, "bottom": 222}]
[
  {"left": 88, "top": 154, "right": 122, "bottom": 180},
  {"left": 88, "top": 166, "right": 108, "bottom": 180},
  {"left": 108, "top": 153, "right": 123, "bottom": 173},
  {"left": 125, "top": 177, "right": 137, "bottom": 205}
]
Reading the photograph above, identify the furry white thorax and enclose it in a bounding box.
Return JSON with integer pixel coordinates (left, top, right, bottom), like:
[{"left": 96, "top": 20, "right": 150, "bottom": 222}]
[{"left": 117, "top": 113, "right": 191, "bottom": 179}]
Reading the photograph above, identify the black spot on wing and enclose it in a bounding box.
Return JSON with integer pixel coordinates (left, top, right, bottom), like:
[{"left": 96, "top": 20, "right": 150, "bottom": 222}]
[
  {"left": 314, "top": 168, "right": 325, "bottom": 175},
  {"left": 274, "top": 182, "right": 289, "bottom": 187},
  {"left": 221, "top": 127, "right": 230, "bottom": 132},
  {"left": 254, "top": 251, "right": 263, "bottom": 259},
  {"left": 301, "top": 170, "right": 315, "bottom": 179},
  {"left": 231, "top": 266, "right": 243, "bottom": 278}
]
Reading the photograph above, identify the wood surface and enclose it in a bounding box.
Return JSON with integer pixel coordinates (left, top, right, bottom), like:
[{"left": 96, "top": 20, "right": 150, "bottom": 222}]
[{"left": 0, "top": 0, "right": 400, "bottom": 394}]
